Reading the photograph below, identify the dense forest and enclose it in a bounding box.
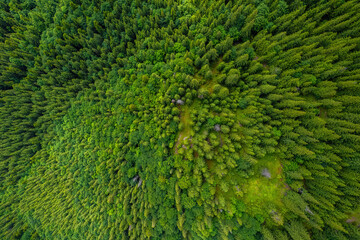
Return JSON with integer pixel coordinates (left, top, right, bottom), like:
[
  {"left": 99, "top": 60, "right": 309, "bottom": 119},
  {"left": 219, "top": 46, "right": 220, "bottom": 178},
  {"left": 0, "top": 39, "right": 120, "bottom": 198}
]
[{"left": 1, "top": 0, "right": 360, "bottom": 239}]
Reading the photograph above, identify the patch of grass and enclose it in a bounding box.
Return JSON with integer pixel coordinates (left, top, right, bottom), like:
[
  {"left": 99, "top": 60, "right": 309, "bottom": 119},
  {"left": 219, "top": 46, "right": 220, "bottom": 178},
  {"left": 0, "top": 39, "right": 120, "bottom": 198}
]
[
  {"left": 214, "top": 155, "right": 286, "bottom": 222},
  {"left": 174, "top": 106, "right": 193, "bottom": 153},
  {"left": 179, "top": 106, "right": 192, "bottom": 137},
  {"left": 346, "top": 208, "right": 360, "bottom": 226},
  {"left": 241, "top": 155, "right": 286, "bottom": 219}
]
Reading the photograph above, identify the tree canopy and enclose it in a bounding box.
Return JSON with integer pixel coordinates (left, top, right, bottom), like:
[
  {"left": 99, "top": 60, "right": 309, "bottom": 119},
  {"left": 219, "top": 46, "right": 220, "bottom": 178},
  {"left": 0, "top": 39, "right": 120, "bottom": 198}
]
[{"left": 1, "top": 0, "right": 360, "bottom": 239}]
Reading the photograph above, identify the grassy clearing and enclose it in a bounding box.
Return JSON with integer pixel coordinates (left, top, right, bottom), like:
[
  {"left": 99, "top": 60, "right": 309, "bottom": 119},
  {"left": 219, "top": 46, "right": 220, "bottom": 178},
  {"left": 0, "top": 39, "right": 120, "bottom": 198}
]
[
  {"left": 214, "top": 154, "right": 287, "bottom": 221},
  {"left": 242, "top": 155, "right": 286, "bottom": 217},
  {"left": 346, "top": 208, "right": 360, "bottom": 226},
  {"left": 179, "top": 106, "right": 192, "bottom": 137},
  {"left": 174, "top": 106, "right": 193, "bottom": 154}
]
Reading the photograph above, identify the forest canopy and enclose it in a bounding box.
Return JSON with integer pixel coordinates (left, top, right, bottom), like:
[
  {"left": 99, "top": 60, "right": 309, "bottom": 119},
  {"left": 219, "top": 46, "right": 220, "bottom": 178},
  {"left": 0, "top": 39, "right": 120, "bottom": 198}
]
[{"left": 1, "top": 0, "right": 360, "bottom": 239}]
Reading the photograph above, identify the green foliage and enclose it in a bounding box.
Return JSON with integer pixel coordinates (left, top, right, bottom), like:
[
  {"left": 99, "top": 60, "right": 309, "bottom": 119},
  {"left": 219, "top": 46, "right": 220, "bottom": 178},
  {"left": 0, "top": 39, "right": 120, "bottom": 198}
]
[{"left": 1, "top": 0, "right": 360, "bottom": 239}]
